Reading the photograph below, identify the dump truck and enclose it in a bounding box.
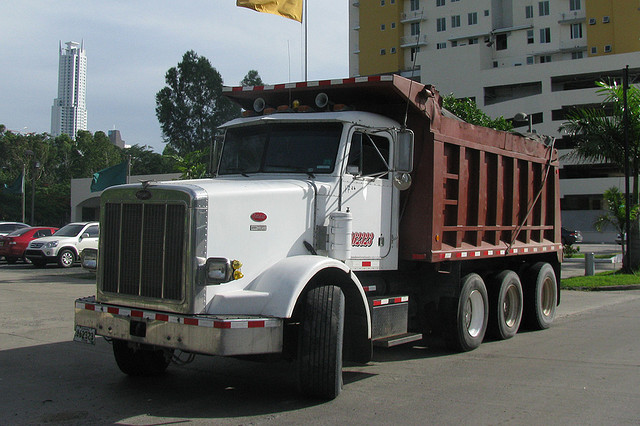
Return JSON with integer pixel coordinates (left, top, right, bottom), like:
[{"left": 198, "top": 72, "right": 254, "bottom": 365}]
[{"left": 74, "top": 75, "right": 561, "bottom": 399}]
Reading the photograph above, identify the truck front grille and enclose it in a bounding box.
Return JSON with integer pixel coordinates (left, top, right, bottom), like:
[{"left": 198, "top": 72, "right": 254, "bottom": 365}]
[{"left": 101, "top": 202, "right": 186, "bottom": 301}]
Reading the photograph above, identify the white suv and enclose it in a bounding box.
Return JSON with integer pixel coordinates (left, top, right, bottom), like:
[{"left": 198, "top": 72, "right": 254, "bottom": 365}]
[{"left": 25, "top": 222, "right": 99, "bottom": 268}]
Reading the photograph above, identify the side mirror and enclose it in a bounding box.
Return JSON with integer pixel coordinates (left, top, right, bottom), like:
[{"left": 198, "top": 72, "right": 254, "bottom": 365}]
[
  {"left": 81, "top": 233, "right": 90, "bottom": 240},
  {"left": 395, "top": 129, "right": 414, "bottom": 173},
  {"left": 346, "top": 165, "right": 360, "bottom": 176}
]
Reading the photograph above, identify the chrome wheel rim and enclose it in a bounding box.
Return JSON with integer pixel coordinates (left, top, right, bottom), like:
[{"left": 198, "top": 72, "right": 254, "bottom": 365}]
[
  {"left": 503, "top": 284, "right": 521, "bottom": 328},
  {"left": 540, "top": 276, "right": 554, "bottom": 318},
  {"left": 464, "top": 289, "right": 485, "bottom": 338},
  {"left": 61, "top": 251, "right": 74, "bottom": 266}
]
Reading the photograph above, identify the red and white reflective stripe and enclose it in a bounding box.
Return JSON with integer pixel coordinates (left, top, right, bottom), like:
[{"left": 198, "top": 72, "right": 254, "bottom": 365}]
[
  {"left": 373, "top": 296, "right": 409, "bottom": 307},
  {"left": 223, "top": 75, "right": 394, "bottom": 93},
  {"left": 76, "top": 300, "right": 279, "bottom": 329},
  {"left": 435, "top": 244, "right": 562, "bottom": 260},
  {"left": 362, "top": 285, "right": 377, "bottom": 293}
]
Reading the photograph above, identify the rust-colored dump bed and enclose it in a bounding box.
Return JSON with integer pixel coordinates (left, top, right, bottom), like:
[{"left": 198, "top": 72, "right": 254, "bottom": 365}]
[{"left": 224, "top": 75, "right": 562, "bottom": 263}]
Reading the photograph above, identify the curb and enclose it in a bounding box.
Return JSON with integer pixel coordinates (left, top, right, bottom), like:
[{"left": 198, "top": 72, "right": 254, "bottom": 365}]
[{"left": 562, "top": 284, "right": 640, "bottom": 291}]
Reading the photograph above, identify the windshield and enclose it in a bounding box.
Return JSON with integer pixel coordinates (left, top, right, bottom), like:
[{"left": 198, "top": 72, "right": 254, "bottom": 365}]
[
  {"left": 7, "top": 227, "right": 32, "bottom": 237},
  {"left": 218, "top": 122, "right": 343, "bottom": 175},
  {"left": 54, "top": 224, "right": 86, "bottom": 237}
]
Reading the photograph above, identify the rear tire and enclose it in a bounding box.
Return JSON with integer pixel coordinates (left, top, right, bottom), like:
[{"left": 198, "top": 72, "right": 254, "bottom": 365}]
[
  {"left": 57, "top": 248, "right": 76, "bottom": 268},
  {"left": 445, "top": 273, "right": 488, "bottom": 352},
  {"left": 112, "top": 339, "right": 173, "bottom": 376},
  {"left": 6, "top": 256, "right": 18, "bottom": 264},
  {"left": 487, "top": 270, "right": 523, "bottom": 340},
  {"left": 523, "top": 262, "right": 557, "bottom": 330},
  {"left": 296, "top": 285, "right": 345, "bottom": 400}
]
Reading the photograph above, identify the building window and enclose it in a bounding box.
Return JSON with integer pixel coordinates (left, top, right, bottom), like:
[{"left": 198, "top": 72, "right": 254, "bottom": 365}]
[
  {"left": 436, "top": 0, "right": 445, "bottom": 6},
  {"left": 570, "top": 0, "right": 580, "bottom": 11},
  {"left": 496, "top": 34, "right": 507, "bottom": 50},
  {"left": 527, "top": 29, "right": 534, "bottom": 44},
  {"left": 493, "top": 61, "right": 498, "bottom": 68},
  {"left": 468, "top": 37, "right": 478, "bottom": 44},
  {"left": 381, "top": 0, "right": 385, "bottom": 5},
  {"left": 540, "top": 27, "right": 551, "bottom": 43},
  {"left": 591, "top": 46, "right": 597, "bottom": 54},
  {"left": 571, "top": 23, "right": 582, "bottom": 39},
  {"left": 451, "top": 40, "right": 458, "bottom": 47},
  {"left": 451, "top": 0, "right": 459, "bottom": 2},
  {"left": 602, "top": 16, "right": 610, "bottom": 23},
  {"left": 411, "top": 22, "right": 420, "bottom": 36},
  {"left": 527, "top": 56, "right": 534, "bottom": 65},
  {"left": 391, "top": 22, "right": 396, "bottom": 29},
  {"left": 437, "top": 42, "right": 447, "bottom": 49},
  {"left": 437, "top": 17, "right": 446, "bottom": 32},
  {"left": 381, "top": 24, "right": 386, "bottom": 30},
  {"left": 391, "top": 47, "right": 397, "bottom": 54},
  {"left": 391, "top": 0, "right": 395, "bottom": 3},
  {"left": 451, "top": 15, "right": 460, "bottom": 28},
  {"left": 604, "top": 45, "right": 612, "bottom": 53},
  {"left": 539, "top": 1, "right": 550, "bottom": 16},
  {"left": 380, "top": 49, "right": 386, "bottom": 55},
  {"left": 484, "top": 10, "right": 489, "bottom": 16},
  {"left": 410, "top": 0, "right": 420, "bottom": 11},
  {"left": 525, "top": 5, "right": 534, "bottom": 18},
  {"left": 571, "top": 51, "right": 583, "bottom": 59},
  {"left": 411, "top": 47, "right": 420, "bottom": 61},
  {"left": 540, "top": 55, "right": 551, "bottom": 63},
  {"left": 589, "top": 18, "right": 596, "bottom": 25},
  {"left": 468, "top": 12, "right": 478, "bottom": 25}
]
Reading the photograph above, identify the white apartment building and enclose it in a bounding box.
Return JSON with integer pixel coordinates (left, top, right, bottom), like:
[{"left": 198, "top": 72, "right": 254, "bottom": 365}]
[
  {"left": 51, "top": 41, "right": 87, "bottom": 139},
  {"left": 350, "top": 0, "right": 640, "bottom": 242}
]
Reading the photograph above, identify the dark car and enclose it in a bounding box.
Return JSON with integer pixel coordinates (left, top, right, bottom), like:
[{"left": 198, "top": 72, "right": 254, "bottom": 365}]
[
  {"left": 0, "top": 226, "right": 59, "bottom": 263},
  {"left": 561, "top": 227, "right": 583, "bottom": 245}
]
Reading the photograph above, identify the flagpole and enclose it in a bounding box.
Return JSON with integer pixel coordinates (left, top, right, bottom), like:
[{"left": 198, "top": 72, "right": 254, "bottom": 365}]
[
  {"left": 304, "top": 0, "right": 308, "bottom": 81},
  {"left": 127, "top": 155, "right": 131, "bottom": 184},
  {"left": 21, "top": 163, "right": 26, "bottom": 223}
]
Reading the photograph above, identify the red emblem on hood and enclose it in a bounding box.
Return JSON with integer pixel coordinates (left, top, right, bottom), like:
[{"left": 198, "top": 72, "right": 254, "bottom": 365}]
[{"left": 251, "top": 212, "right": 267, "bottom": 222}]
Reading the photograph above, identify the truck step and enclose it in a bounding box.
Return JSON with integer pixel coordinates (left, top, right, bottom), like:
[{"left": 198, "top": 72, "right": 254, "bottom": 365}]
[{"left": 373, "top": 332, "right": 423, "bottom": 348}]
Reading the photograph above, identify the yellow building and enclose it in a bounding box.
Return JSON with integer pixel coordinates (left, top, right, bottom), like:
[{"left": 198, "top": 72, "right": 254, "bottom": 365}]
[
  {"left": 356, "top": 0, "right": 403, "bottom": 76},
  {"left": 585, "top": 0, "right": 640, "bottom": 56}
]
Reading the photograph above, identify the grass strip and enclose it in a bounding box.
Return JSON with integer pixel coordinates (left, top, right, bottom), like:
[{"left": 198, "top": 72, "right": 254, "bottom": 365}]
[{"left": 561, "top": 269, "right": 640, "bottom": 289}]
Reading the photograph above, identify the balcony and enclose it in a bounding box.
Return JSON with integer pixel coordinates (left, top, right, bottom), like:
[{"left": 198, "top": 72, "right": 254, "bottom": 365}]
[
  {"left": 401, "top": 10, "right": 426, "bottom": 24},
  {"left": 401, "top": 35, "right": 428, "bottom": 48},
  {"left": 559, "top": 40, "right": 587, "bottom": 52},
  {"left": 558, "top": 10, "right": 586, "bottom": 24}
]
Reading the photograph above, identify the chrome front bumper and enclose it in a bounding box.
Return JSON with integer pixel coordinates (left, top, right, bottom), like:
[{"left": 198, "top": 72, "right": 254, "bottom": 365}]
[{"left": 74, "top": 296, "right": 283, "bottom": 356}]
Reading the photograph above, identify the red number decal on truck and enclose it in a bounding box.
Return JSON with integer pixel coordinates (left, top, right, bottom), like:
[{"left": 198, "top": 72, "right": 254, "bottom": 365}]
[{"left": 352, "top": 232, "right": 374, "bottom": 247}]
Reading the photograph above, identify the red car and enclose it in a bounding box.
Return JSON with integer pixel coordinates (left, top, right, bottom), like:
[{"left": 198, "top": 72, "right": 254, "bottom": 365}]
[{"left": 0, "top": 227, "right": 59, "bottom": 264}]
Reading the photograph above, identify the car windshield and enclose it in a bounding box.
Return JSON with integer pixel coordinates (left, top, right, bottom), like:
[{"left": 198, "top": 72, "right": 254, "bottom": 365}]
[
  {"left": 7, "top": 228, "right": 32, "bottom": 237},
  {"left": 54, "top": 224, "right": 86, "bottom": 237},
  {"left": 218, "top": 122, "right": 343, "bottom": 175}
]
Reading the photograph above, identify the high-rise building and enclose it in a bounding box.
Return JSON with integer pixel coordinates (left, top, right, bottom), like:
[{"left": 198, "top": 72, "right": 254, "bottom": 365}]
[
  {"left": 51, "top": 41, "right": 87, "bottom": 139},
  {"left": 108, "top": 129, "right": 125, "bottom": 149},
  {"left": 349, "top": 0, "right": 640, "bottom": 241}
]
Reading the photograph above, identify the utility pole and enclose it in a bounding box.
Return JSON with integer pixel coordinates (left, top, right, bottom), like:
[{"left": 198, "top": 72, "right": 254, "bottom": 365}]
[{"left": 623, "top": 65, "right": 631, "bottom": 271}]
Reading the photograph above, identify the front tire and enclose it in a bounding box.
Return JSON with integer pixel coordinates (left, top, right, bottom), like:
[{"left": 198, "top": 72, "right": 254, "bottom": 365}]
[
  {"left": 487, "top": 270, "right": 523, "bottom": 340},
  {"left": 6, "top": 256, "right": 18, "bottom": 264},
  {"left": 112, "top": 339, "right": 173, "bottom": 376},
  {"left": 445, "top": 273, "right": 488, "bottom": 352},
  {"left": 296, "top": 285, "right": 345, "bottom": 400},
  {"left": 524, "top": 262, "right": 557, "bottom": 330},
  {"left": 57, "top": 248, "right": 76, "bottom": 268}
]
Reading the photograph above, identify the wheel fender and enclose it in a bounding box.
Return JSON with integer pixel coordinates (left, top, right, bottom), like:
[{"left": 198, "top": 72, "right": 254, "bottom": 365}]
[{"left": 58, "top": 246, "right": 79, "bottom": 258}]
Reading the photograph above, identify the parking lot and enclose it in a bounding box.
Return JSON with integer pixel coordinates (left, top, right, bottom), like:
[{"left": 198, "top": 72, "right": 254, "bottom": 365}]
[{"left": 2, "top": 260, "right": 640, "bottom": 424}]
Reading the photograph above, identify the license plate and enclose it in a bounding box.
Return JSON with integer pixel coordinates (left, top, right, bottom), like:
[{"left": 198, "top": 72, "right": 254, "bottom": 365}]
[{"left": 74, "top": 326, "right": 96, "bottom": 345}]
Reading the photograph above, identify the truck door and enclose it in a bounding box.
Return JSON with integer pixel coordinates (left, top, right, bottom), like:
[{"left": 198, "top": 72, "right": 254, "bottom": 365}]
[{"left": 342, "top": 130, "right": 397, "bottom": 270}]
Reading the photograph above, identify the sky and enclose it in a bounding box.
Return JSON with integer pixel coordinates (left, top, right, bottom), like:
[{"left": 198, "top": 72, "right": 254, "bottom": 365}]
[{"left": 0, "top": 0, "right": 350, "bottom": 153}]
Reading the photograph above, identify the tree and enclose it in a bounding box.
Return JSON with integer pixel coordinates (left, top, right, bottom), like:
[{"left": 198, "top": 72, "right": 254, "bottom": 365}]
[
  {"left": 560, "top": 80, "right": 640, "bottom": 203},
  {"left": 124, "top": 144, "right": 175, "bottom": 175},
  {"left": 241, "top": 70, "right": 264, "bottom": 87},
  {"left": 155, "top": 50, "right": 241, "bottom": 156},
  {"left": 442, "top": 95, "right": 513, "bottom": 131},
  {"left": 594, "top": 187, "right": 639, "bottom": 235}
]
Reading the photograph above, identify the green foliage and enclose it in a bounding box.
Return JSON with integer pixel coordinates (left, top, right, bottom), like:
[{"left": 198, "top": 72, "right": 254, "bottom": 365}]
[
  {"left": 563, "top": 243, "right": 581, "bottom": 258},
  {"left": 124, "top": 144, "right": 176, "bottom": 175},
  {"left": 155, "top": 50, "right": 241, "bottom": 156},
  {"left": 594, "top": 186, "right": 639, "bottom": 234},
  {"left": 442, "top": 95, "right": 513, "bottom": 131},
  {"left": 561, "top": 268, "right": 640, "bottom": 290},
  {"left": 164, "top": 150, "right": 209, "bottom": 180},
  {"left": 241, "top": 70, "right": 264, "bottom": 87}
]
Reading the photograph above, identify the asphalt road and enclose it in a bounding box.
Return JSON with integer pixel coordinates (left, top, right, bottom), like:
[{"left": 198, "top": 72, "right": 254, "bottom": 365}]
[{"left": 1, "top": 262, "right": 640, "bottom": 425}]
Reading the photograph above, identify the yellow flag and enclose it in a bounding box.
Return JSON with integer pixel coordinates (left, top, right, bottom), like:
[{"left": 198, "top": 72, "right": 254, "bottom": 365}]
[{"left": 237, "top": 0, "right": 303, "bottom": 23}]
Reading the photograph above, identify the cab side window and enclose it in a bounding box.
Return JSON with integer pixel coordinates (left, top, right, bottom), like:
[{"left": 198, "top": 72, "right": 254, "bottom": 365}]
[
  {"left": 347, "top": 132, "right": 390, "bottom": 178},
  {"left": 85, "top": 225, "right": 99, "bottom": 237}
]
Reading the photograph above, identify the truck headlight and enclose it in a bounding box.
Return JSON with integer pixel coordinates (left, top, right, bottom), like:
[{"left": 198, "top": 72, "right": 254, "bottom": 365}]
[
  {"left": 205, "top": 258, "right": 243, "bottom": 284},
  {"left": 44, "top": 241, "right": 59, "bottom": 249}
]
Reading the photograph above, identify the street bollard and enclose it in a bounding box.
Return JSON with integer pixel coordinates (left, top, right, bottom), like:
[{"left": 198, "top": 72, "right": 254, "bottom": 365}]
[{"left": 585, "top": 252, "right": 595, "bottom": 276}]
